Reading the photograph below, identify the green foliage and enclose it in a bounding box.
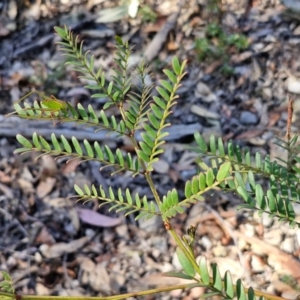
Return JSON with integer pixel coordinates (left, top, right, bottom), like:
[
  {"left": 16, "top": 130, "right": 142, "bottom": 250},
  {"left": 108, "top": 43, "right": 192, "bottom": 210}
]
[
  {"left": 74, "top": 184, "right": 157, "bottom": 220},
  {"left": 138, "top": 4, "right": 157, "bottom": 23},
  {"left": 195, "top": 22, "right": 249, "bottom": 73},
  {"left": 281, "top": 274, "right": 300, "bottom": 292},
  {"left": 0, "top": 272, "right": 14, "bottom": 294},
  {"left": 192, "top": 132, "right": 300, "bottom": 226},
  {"left": 165, "top": 256, "right": 262, "bottom": 300},
  {"left": 206, "top": 23, "right": 223, "bottom": 38},
  {"left": 6, "top": 25, "right": 299, "bottom": 300}
]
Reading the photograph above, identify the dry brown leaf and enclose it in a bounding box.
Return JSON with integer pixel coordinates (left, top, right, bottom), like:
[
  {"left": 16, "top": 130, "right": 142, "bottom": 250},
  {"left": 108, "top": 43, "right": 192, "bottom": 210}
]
[
  {"left": 17, "top": 178, "right": 34, "bottom": 193},
  {"left": 213, "top": 257, "right": 243, "bottom": 280},
  {"left": 40, "top": 236, "right": 90, "bottom": 258},
  {"left": 89, "top": 263, "right": 112, "bottom": 293},
  {"left": 69, "top": 207, "right": 80, "bottom": 232},
  {"left": 9, "top": 86, "right": 21, "bottom": 102},
  {"left": 144, "top": 12, "right": 179, "bottom": 62},
  {"left": 167, "top": 39, "right": 179, "bottom": 51},
  {"left": 0, "top": 182, "right": 13, "bottom": 199},
  {"left": 34, "top": 226, "right": 56, "bottom": 245},
  {"left": 267, "top": 111, "right": 281, "bottom": 127},
  {"left": 204, "top": 60, "right": 223, "bottom": 74},
  {"left": 251, "top": 254, "right": 267, "bottom": 272},
  {"left": 190, "top": 105, "right": 220, "bottom": 119},
  {"left": 62, "top": 158, "right": 80, "bottom": 175},
  {"left": 272, "top": 280, "right": 298, "bottom": 294},
  {"left": 195, "top": 82, "right": 218, "bottom": 103},
  {"left": 152, "top": 159, "right": 170, "bottom": 174},
  {"left": 40, "top": 156, "right": 58, "bottom": 179},
  {"left": 230, "top": 51, "right": 253, "bottom": 64},
  {"left": 48, "top": 197, "right": 72, "bottom": 208},
  {"left": 35, "top": 283, "right": 50, "bottom": 296},
  {"left": 174, "top": 151, "right": 198, "bottom": 171},
  {"left": 81, "top": 29, "right": 115, "bottom": 38},
  {"left": 37, "top": 177, "right": 57, "bottom": 198},
  {"left": 168, "top": 168, "right": 180, "bottom": 183},
  {"left": 4, "top": 72, "right": 23, "bottom": 86},
  {"left": 248, "top": 137, "right": 266, "bottom": 146},
  {"left": 66, "top": 87, "right": 91, "bottom": 98},
  {"left": 143, "top": 17, "right": 167, "bottom": 33},
  {"left": 56, "top": 266, "right": 77, "bottom": 278},
  {"left": 0, "top": 171, "right": 12, "bottom": 183},
  {"left": 78, "top": 257, "right": 96, "bottom": 272},
  {"left": 251, "top": 58, "right": 262, "bottom": 82},
  {"left": 234, "top": 231, "right": 300, "bottom": 279},
  {"left": 140, "top": 273, "right": 189, "bottom": 287},
  {"left": 77, "top": 208, "right": 121, "bottom": 227},
  {"left": 236, "top": 74, "right": 249, "bottom": 88},
  {"left": 21, "top": 166, "right": 35, "bottom": 182},
  {"left": 0, "top": 23, "right": 10, "bottom": 37},
  {"left": 235, "top": 129, "right": 265, "bottom": 140}
]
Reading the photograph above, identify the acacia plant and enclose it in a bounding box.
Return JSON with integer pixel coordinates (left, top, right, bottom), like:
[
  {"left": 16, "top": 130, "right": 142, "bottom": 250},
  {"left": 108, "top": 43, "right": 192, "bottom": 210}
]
[{"left": 2, "top": 25, "right": 300, "bottom": 300}]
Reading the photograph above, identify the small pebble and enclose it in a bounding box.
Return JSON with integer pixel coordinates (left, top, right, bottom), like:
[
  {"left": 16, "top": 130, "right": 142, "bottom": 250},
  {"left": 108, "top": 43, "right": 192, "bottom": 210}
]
[
  {"left": 262, "top": 212, "right": 274, "bottom": 228},
  {"left": 264, "top": 229, "right": 283, "bottom": 245},
  {"left": 280, "top": 237, "right": 295, "bottom": 254},
  {"left": 201, "top": 236, "right": 212, "bottom": 250},
  {"left": 172, "top": 252, "right": 182, "bottom": 269},
  {"left": 212, "top": 244, "right": 227, "bottom": 257},
  {"left": 240, "top": 111, "right": 259, "bottom": 125},
  {"left": 138, "top": 209, "right": 163, "bottom": 233}
]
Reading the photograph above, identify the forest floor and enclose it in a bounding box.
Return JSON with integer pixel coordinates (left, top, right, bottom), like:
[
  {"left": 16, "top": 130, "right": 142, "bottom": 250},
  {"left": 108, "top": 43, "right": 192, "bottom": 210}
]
[{"left": 1, "top": 0, "right": 300, "bottom": 299}]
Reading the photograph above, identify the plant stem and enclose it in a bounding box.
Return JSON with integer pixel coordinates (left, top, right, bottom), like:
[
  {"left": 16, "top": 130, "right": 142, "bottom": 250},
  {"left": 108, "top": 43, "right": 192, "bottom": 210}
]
[
  {"left": 169, "top": 228, "right": 200, "bottom": 274},
  {"left": 0, "top": 283, "right": 199, "bottom": 300},
  {"left": 130, "top": 137, "right": 162, "bottom": 205}
]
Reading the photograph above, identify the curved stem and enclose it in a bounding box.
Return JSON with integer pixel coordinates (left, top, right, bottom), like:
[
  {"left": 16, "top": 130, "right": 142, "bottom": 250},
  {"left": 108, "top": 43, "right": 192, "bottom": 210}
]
[
  {"left": 169, "top": 228, "right": 200, "bottom": 275},
  {"left": 0, "top": 283, "right": 199, "bottom": 300}
]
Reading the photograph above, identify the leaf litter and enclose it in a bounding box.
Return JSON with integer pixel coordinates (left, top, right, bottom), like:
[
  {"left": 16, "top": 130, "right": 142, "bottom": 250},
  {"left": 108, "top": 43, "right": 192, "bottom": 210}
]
[{"left": 1, "top": 0, "right": 300, "bottom": 298}]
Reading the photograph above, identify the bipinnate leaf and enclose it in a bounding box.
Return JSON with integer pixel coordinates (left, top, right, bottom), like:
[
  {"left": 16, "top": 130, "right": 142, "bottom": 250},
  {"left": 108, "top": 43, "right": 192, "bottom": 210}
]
[
  {"left": 137, "top": 58, "right": 186, "bottom": 172},
  {"left": 16, "top": 132, "right": 140, "bottom": 174},
  {"left": 73, "top": 184, "right": 157, "bottom": 219}
]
